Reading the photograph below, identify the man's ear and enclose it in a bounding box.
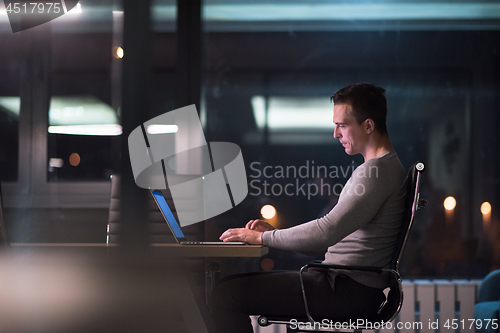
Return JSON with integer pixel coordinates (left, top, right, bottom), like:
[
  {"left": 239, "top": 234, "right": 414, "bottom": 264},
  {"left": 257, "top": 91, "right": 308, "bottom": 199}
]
[{"left": 365, "top": 118, "right": 375, "bottom": 134}]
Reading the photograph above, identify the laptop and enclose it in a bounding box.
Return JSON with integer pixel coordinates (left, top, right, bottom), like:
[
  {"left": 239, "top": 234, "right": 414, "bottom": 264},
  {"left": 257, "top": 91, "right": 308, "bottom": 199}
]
[{"left": 150, "top": 189, "right": 246, "bottom": 245}]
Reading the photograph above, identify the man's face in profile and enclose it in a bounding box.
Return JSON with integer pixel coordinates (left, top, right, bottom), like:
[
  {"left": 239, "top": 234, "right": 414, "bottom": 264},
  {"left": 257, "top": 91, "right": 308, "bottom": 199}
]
[{"left": 333, "top": 104, "right": 368, "bottom": 156}]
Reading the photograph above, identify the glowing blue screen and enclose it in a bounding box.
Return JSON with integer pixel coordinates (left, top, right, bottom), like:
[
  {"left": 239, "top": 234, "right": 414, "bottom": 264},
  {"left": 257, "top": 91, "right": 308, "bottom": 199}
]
[{"left": 152, "top": 191, "right": 185, "bottom": 239}]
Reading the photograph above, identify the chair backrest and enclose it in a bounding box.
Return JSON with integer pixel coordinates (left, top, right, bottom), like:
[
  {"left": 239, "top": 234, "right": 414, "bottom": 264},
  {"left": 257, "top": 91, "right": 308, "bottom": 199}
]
[
  {"left": 106, "top": 175, "right": 174, "bottom": 244},
  {"left": 376, "top": 162, "right": 425, "bottom": 323},
  {"left": 477, "top": 269, "right": 500, "bottom": 303},
  {"left": 107, "top": 175, "right": 205, "bottom": 244},
  {"left": 390, "top": 162, "right": 425, "bottom": 273}
]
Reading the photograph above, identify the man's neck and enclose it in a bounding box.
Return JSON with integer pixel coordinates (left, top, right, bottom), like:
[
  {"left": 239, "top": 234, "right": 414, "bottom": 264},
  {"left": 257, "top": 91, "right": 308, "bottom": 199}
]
[{"left": 362, "top": 134, "right": 394, "bottom": 161}]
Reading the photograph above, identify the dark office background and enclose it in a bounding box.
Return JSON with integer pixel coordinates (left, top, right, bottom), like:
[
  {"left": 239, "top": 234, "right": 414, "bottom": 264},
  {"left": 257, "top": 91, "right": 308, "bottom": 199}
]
[{"left": 0, "top": 0, "right": 499, "bottom": 279}]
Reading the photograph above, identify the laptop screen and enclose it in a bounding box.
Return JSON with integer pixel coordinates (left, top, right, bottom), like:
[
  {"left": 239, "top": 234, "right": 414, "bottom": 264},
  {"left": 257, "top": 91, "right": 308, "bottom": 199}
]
[{"left": 151, "top": 190, "right": 185, "bottom": 239}]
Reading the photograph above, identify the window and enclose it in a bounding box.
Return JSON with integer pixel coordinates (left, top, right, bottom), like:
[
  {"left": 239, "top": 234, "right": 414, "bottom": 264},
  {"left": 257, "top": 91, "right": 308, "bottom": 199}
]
[{"left": 202, "top": 1, "right": 500, "bottom": 276}]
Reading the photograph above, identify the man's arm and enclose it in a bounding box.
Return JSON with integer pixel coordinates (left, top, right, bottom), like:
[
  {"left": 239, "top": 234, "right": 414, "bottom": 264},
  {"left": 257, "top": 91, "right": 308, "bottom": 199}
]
[
  {"left": 260, "top": 157, "right": 404, "bottom": 252},
  {"left": 220, "top": 154, "right": 405, "bottom": 249},
  {"left": 219, "top": 169, "right": 386, "bottom": 247}
]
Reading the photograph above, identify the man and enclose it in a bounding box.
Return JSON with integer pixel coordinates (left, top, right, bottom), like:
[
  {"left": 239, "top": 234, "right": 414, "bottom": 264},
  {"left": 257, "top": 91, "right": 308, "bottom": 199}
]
[{"left": 214, "top": 83, "right": 407, "bottom": 333}]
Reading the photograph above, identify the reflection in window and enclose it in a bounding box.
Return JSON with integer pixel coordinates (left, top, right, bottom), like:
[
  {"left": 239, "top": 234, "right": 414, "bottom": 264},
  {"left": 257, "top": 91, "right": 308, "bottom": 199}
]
[
  {"left": 0, "top": 97, "right": 19, "bottom": 181},
  {"left": 47, "top": 96, "right": 121, "bottom": 181},
  {"left": 203, "top": 1, "right": 500, "bottom": 278},
  {"left": 249, "top": 96, "right": 333, "bottom": 145}
]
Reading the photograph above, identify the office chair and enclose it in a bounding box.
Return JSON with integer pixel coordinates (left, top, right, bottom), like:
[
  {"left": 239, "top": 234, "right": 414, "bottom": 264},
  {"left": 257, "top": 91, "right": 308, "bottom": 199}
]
[
  {"left": 106, "top": 175, "right": 204, "bottom": 244},
  {"left": 106, "top": 174, "right": 175, "bottom": 244},
  {"left": 258, "top": 162, "right": 427, "bottom": 332},
  {"left": 474, "top": 269, "right": 500, "bottom": 333}
]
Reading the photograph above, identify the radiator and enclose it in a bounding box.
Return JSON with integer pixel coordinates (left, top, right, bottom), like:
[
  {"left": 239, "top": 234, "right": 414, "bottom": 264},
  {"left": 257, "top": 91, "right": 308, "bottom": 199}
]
[{"left": 252, "top": 280, "right": 482, "bottom": 333}]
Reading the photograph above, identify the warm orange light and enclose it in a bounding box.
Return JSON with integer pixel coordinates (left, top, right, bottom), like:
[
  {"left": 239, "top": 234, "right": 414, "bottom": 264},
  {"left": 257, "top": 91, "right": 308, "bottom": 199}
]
[
  {"left": 261, "top": 258, "right": 275, "bottom": 271},
  {"left": 69, "top": 153, "right": 80, "bottom": 166},
  {"left": 444, "top": 196, "right": 456, "bottom": 211},
  {"left": 113, "top": 47, "right": 124, "bottom": 59},
  {"left": 481, "top": 202, "right": 491, "bottom": 215},
  {"left": 261, "top": 205, "right": 276, "bottom": 219}
]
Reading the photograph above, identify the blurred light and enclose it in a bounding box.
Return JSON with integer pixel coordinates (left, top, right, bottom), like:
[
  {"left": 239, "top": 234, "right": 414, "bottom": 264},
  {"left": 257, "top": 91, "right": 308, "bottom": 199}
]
[
  {"left": 50, "top": 106, "right": 84, "bottom": 119},
  {"left": 481, "top": 202, "right": 491, "bottom": 215},
  {"left": 251, "top": 96, "right": 333, "bottom": 130},
  {"left": 67, "top": 2, "right": 82, "bottom": 14},
  {"left": 0, "top": 96, "right": 121, "bottom": 131},
  {"left": 261, "top": 205, "right": 276, "bottom": 219},
  {"left": 261, "top": 258, "right": 275, "bottom": 271},
  {"left": 251, "top": 96, "right": 266, "bottom": 129},
  {"left": 116, "top": 47, "right": 124, "bottom": 59},
  {"left": 0, "top": 97, "right": 20, "bottom": 116},
  {"left": 206, "top": 4, "right": 500, "bottom": 21},
  {"left": 49, "top": 96, "right": 119, "bottom": 126},
  {"left": 146, "top": 124, "right": 178, "bottom": 134},
  {"left": 69, "top": 153, "right": 80, "bottom": 167},
  {"left": 49, "top": 158, "right": 64, "bottom": 168},
  {"left": 444, "top": 196, "right": 456, "bottom": 211},
  {"left": 0, "top": 253, "right": 99, "bottom": 332},
  {"left": 48, "top": 124, "right": 122, "bottom": 136}
]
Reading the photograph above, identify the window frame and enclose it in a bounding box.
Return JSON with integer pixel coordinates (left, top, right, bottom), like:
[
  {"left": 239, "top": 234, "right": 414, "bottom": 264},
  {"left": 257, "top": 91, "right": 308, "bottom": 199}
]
[{"left": 2, "top": 28, "right": 111, "bottom": 209}]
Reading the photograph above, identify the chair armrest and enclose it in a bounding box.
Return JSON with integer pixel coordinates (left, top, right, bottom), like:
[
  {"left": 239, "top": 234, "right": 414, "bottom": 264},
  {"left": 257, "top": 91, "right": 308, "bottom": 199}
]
[{"left": 303, "top": 261, "right": 384, "bottom": 274}]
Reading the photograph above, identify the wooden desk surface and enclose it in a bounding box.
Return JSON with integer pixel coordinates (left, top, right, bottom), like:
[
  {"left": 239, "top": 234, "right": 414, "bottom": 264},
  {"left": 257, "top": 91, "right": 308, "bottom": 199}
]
[{"left": 10, "top": 243, "right": 269, "bottom": 257}]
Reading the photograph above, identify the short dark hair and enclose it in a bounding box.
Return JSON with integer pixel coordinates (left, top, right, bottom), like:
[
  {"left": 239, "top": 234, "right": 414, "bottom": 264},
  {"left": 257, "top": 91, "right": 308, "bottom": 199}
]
[{"left": 331, "top": 83, "right": 388, "bottom": 134}]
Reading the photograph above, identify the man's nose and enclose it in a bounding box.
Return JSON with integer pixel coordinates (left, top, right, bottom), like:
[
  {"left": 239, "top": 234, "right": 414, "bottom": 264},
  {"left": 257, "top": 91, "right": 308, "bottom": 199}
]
[{"left": 333, "top": 126, "right": 340, "bottom": 138}]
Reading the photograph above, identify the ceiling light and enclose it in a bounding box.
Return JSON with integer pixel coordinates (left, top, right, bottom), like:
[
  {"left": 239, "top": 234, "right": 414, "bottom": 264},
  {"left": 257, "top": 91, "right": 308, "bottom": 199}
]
[
  {"left": 146, "top": 124, "right": 179, "bottom": 134},
  {"left": 48, "top": 124, "right": 122, "bottom": 136},
  {"left": 205, "top": 3, "right": 500, "bottom": 21}
]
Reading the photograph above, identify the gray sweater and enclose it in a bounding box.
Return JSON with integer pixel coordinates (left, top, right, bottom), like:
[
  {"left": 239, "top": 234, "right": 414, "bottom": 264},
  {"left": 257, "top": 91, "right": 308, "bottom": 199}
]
[{"left": 262, "top": 152, "right": 407, "bottom": 289}]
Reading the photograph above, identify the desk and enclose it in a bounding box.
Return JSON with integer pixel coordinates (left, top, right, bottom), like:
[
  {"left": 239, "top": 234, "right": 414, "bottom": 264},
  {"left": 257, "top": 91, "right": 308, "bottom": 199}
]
[
  {"left": 2, "top": 243, "right": 268, "bottom": 333},
  {"left": 11, "top": 242, "right": 269, "bottom": 257}
]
